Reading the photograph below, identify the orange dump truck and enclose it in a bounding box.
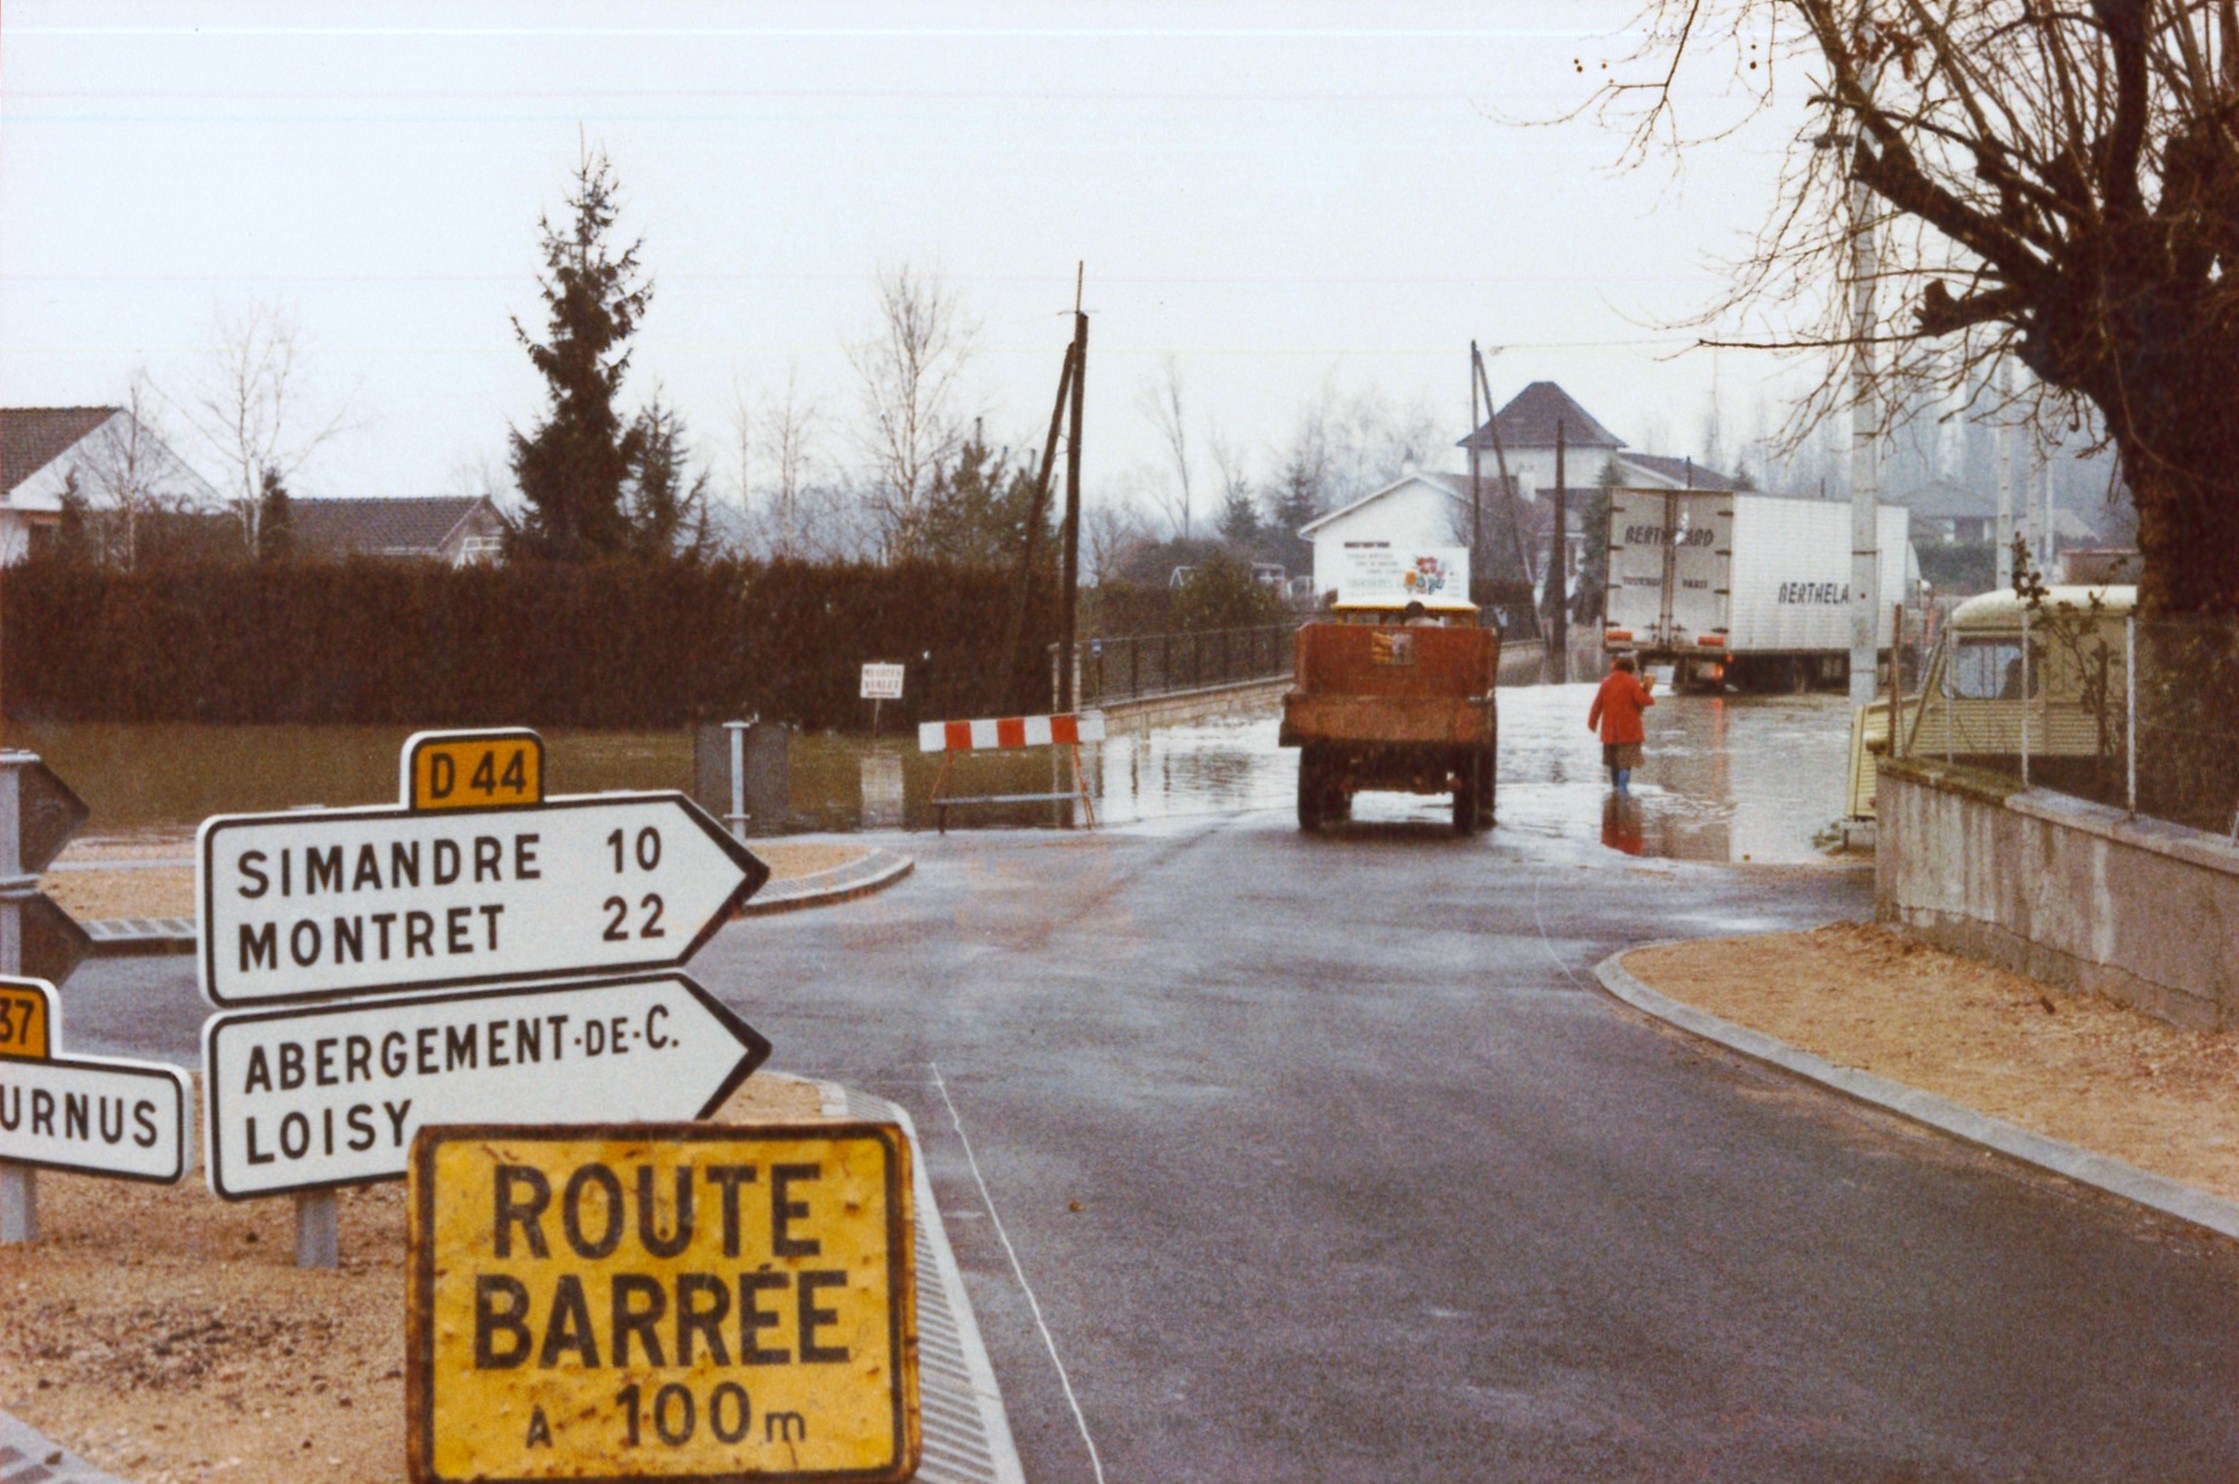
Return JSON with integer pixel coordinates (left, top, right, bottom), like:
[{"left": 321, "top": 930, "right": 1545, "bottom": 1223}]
[{"left": 1279, "top": 606, "right": 1500, "bottom": 834}]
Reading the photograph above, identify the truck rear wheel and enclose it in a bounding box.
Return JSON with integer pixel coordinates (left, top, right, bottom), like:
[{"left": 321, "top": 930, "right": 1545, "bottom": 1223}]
[
  {"left": 1452, "top": 754, "right": 1480, "bottom": 836},
  {"left": 1297, "top": 750, "right": 1325, "bottom": 832}
]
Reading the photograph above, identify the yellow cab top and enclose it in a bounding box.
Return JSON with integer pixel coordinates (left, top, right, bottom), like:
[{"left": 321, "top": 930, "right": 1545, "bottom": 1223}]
[{"left": 1947, "top": 585, "right": 2136, "bottom": 631}]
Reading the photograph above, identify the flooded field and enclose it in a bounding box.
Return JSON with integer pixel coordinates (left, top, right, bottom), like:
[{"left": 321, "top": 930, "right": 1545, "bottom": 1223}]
[{"left": 8, "top": 685, "right": 1857, "bottom": 863}]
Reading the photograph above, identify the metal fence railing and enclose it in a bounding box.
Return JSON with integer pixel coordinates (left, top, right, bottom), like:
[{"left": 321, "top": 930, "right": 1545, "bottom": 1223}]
[
  {"left": 1895, "top": 603, "right": 2239, "bottom": 839},
  {"left": 1053, "top": 624, "right": 1297, "bottom": 709}
]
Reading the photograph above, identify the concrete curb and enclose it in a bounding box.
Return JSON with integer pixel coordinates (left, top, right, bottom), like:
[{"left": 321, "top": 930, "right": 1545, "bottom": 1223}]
[
  {"left": 738, "top": 847, "right": 913, "bottom": 917},
  {"left": 1594, "top": 944, "right": 2239, "bottom": 1244},
  {"left": 0, "top": 1408, "right": 133, "bottom": 1483},
  {"left": 818, "top": 1080, "right": 1028, "bottom": 1484}
]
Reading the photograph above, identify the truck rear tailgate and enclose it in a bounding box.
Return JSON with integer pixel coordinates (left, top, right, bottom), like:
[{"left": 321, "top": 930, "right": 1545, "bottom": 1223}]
[{"left": 1282, "top": 694, "right": 1492, "bottom": 746}]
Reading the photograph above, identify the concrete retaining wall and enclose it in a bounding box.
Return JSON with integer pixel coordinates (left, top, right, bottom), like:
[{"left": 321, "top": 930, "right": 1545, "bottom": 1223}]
[
  {"left": 1101, "top": 677, "right": 1289, "bottom": 731},
  {"left": 1877, "top": 759, "right": 2239, "bottom": 1029}
]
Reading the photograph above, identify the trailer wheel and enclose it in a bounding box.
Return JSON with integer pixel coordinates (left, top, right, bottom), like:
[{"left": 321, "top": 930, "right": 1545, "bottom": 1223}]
[
  {"left": 1297, "top": 749, "right": 1325, "bottom": 832},
  {"left": 1452, "top": 755, "right": 1480, "bottom": 836},
  {"left": 1474, "top": 747, "right": 1496, "bottom": 828}
]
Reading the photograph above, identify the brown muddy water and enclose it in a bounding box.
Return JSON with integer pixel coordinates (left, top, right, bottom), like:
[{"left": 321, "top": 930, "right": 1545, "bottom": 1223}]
[{"left": 5, "top": 686, "right": 1859, "bottom": 862}]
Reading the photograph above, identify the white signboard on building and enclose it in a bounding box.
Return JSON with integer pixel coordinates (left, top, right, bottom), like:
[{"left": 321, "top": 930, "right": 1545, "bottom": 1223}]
[{"left": 1331, "top": 542, "right": 1471, "bottom": 608}]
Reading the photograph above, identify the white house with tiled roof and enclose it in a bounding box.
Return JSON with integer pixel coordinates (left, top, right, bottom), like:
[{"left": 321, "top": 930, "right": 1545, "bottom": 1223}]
[
  {"left": 1457, "top": 381, "right": 1742, "bottom": 498},
  {"left": 0, "top": 406, "right": 220, "bottom": 563}
]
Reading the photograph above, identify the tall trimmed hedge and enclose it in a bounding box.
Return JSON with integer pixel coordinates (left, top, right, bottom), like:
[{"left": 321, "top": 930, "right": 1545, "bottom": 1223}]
[{"left": 3, "top": 558, "right": 1056, "bottom": 730}]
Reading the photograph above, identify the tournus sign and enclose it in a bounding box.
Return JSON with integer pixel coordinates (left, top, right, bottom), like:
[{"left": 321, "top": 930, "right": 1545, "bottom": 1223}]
[
  {"left": 407, "top": 1123, "right": 919, "bottom": 1484},
  {"left": 202, "top": 973, "right": 772, "bottom": 1200},
  {"left": 0, "top": 973, "right": 192, "bottom": 1186}
]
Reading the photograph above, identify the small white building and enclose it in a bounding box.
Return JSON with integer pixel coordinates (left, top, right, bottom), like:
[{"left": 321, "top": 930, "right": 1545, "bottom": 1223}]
[
  {"left": 1297, "top": 471, "right": 1549, "bottom": 599},
  {"left": 1297, "top": 382, "right": 1746, "bottom": 603},
  {"left": 0, "top": 406, "right": 220, "bottom": 563}
]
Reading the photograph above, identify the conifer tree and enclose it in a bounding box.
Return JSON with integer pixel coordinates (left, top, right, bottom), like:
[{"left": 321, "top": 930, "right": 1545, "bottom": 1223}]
[
  {"left": 507, "top": 147, "right": 650, "bottom": 561},
  {"left": 256, "top": 465, "right": 293, "bottom": 564},
  {"left": 624, "top": 398, "right": 713, "bottom": 561}
]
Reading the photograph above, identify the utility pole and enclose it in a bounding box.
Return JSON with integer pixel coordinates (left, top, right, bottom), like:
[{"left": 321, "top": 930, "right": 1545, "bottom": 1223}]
[
  {"left": 1467, "top": 347, "right": 1484, "bottom": 577},
  {"left": 1995, "top": 358, "right": 2014, "bottom": 590},
  {"left": 1006, "top": 340, "right": 1078, "bottom": 693},
  {"left": 1847, "top": 40, "right": 1883, "bottom": 711},
  {"left": 1059, "top": 265, "right": 1087, "bottom": 713},
  {"left": 1470, "top": 345, "right": 1534, "bottom": 592},
  {"left": 1548, "top": 419, "right": 1568, "bottom": 682}
]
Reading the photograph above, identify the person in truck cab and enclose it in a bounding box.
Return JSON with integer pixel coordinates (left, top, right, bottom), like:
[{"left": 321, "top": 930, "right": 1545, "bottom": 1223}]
[{"left": 1587, "top": 654, "right": 1656, "bottom": 796}]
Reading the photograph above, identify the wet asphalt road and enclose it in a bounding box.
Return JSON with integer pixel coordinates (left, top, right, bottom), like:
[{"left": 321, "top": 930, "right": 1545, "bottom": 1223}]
[{"left": 66, "top": 806, "right": 2239, "bottom": 1481}]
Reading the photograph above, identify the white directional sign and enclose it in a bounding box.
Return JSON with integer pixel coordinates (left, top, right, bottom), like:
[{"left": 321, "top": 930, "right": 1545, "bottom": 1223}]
[
  {"left": 201, "top": 972, "right": 771, "bottom": 1199},
  {"left": 0, "top": 1052, "right": 193, "bottom": 1184},
  {"left": 198, "top": 792, "right": 768, "bottom": 1008},
  {"left": 861, "top": 661, "right": 905, "bottom": 701}
]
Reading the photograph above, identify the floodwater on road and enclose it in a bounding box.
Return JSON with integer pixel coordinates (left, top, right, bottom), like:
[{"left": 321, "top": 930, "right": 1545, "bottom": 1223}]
[
  {"left": 4, "top": 684, "right": 1857, "bottom": 862},
  {"left": 1088, "top": 682, "right": 1858, "bottom": 861}
]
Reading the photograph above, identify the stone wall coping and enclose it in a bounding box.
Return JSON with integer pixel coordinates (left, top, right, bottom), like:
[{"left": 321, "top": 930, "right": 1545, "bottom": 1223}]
[{"left": 1884, "top": 758, "right": 2239, "bottom": 879}]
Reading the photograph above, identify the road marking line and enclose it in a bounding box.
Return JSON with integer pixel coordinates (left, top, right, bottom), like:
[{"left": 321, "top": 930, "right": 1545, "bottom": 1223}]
[{"left": 931, "top": 1061, "right": 1108, "bottom": 1484}]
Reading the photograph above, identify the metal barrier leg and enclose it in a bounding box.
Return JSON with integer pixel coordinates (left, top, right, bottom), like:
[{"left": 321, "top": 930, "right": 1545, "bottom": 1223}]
[{"left": 1071, "top": 743, "right": 1096, "bottom": 829}]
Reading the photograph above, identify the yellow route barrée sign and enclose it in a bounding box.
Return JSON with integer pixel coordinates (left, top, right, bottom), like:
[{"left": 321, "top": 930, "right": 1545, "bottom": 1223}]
[{"left": 407, "top": 1122, "right": 918, "bottom": 1484}]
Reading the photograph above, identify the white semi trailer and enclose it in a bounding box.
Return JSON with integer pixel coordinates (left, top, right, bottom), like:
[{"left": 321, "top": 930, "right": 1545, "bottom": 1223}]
[{"left": 1602, "top": 487, "right": 1918, "bottom": 691}]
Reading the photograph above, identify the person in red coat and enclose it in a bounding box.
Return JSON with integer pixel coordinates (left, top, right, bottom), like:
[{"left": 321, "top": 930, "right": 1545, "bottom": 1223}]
[{"left": 1586, "top": 654, "right": 1656, "bottom": 795}]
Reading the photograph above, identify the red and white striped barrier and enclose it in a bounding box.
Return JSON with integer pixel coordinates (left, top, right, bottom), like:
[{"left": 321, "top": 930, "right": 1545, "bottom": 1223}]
[
  {"left": 916, "top": 711, "right": 1106, "bottom": 830},
  {"left": 918, "top": 711, "right": 1108, "bottom": 753}
]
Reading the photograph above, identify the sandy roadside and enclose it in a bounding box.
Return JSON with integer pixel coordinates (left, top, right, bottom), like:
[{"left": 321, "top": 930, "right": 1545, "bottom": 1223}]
[
  {"left": 39, "top": 840, "right": 869, "bottom": 924},
  {"left": 1625, "top": 922, "right": 2239, "bottom": 1206},
  {"left": 0, "top": 1075, "right": 831, "bottom": 1484}
]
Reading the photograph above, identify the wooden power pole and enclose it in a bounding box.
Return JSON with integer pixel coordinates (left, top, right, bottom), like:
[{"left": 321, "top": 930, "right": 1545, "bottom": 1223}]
[
  {"left": 1548, "top": 418, "right": 1569, "bottom": 683},
  {"left": 1006, "top": 339, "right": 1078, "bottom": 697},
  {"left": 1059, "top": 266, "right": 1087, "bottom": 712}
]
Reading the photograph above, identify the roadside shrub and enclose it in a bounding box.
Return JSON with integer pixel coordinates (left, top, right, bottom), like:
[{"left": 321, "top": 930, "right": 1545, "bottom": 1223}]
[{"left": 2, "top": 556, "right": 1057, "bottom": 731}]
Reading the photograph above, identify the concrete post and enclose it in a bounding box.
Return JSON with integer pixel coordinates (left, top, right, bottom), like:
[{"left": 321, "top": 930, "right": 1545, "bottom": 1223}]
[
  {"left": 1849, "top": 169, "right": 1881, "bottom": 709},
  {"left": 295, "top": 1191, "right": 338, "bottom": 1269},
  {"left": 2020, "top": 604, "right": 2032, "bottom": 789},
  {"left": 2125, "top": 615, "right": 2137, "bottom": 817},
  {"left": 724, "top": 720, "right": 751, "bottom": 842},
  {"left": 0, "top": 755, "right": 33, "bottom": 1245},
  {"left": 1995, "top": 361, "right": 2014, "bottom": 591}
]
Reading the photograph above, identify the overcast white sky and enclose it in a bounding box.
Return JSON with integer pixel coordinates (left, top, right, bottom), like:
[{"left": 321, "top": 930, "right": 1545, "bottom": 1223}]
[{"left": 0, "top": 1, "right": 1812, "bottom": 511}]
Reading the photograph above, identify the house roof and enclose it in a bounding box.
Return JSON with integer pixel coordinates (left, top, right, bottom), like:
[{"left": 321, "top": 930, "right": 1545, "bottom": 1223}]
[
  {"left": 1893, "top": 478, "right": 1993, "bottom": 520},
  {"left": 1296, "top": 470, "right": 1552, "bottom": 541},
  {"left": 289, "top": 496, "right": 500, "bottom": 556},
  {"left": 1616, "top": 452, "right": 1741, "bottom": 491},
  {"left": 1, "top": 407, "right": 119, "bottom": 496},
  {"left": 1458, "top": 382, "right": 1625, "bottom": 452}
]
